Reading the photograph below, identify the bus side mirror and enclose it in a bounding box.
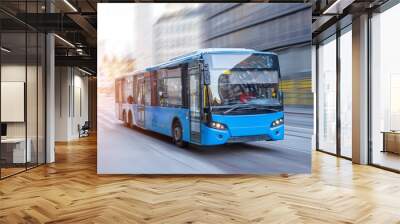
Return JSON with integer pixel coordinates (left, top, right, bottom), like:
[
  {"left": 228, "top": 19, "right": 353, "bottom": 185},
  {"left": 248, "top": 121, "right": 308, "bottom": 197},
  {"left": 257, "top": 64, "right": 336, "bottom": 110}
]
[
  {"left": 202, "top": 107, "right": 211, "bottom": 123},
  {"left": 279, "top": 91, "right": 284, "bottom": 104}
]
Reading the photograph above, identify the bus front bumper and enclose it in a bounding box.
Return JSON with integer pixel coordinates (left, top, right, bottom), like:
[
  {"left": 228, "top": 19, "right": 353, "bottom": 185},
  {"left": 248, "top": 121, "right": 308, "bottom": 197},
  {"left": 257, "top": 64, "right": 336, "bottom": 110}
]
[{"left": 200, "top": 123, "right": 284, "bottom": 146}]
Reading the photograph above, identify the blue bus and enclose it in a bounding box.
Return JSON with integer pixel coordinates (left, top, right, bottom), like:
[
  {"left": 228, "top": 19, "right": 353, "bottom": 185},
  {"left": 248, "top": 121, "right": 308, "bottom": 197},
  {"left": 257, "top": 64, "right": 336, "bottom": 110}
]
[{"left": 115, "top": 48, "right": 284, "bottom": 147}]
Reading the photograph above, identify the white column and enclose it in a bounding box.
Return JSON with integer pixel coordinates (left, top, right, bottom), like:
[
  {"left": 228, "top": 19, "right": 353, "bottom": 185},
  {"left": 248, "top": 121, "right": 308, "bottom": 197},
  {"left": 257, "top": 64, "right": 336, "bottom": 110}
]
[
  {"left": 352, "top": 14, "right": 369, "bottom": 164},
  {"left": 46, "top": 33, "right": 55, "bottom": 163},
  {"left": 45, "top": 0, "right": 56, "bottom": 163}
]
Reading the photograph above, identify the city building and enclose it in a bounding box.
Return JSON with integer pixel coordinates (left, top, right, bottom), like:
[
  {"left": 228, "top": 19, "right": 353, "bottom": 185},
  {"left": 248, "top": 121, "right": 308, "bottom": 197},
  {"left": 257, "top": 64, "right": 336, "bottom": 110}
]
[
  {"left": 132, "top": 4, "right": 154, "bottom": 70},
  {"left": 152, "top": 5, "right": 203, "bottom": 64}
]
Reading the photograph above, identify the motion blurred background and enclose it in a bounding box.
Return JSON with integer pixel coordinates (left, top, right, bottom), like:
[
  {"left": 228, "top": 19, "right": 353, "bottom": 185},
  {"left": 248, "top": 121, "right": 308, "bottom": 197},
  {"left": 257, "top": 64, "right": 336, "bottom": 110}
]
[{"left": 98, "top": 3, "right": 313, "bottom": 140}]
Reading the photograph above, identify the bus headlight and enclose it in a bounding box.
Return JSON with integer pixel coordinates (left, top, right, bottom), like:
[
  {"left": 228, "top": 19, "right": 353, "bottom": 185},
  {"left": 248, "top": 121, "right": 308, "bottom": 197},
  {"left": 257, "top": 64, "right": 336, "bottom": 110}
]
[
  {"left": 209, "top": 121, "right": 227, "bottom": 130},
  {"left": 271, "top": 118, "right": 284, "bottom": 128}
]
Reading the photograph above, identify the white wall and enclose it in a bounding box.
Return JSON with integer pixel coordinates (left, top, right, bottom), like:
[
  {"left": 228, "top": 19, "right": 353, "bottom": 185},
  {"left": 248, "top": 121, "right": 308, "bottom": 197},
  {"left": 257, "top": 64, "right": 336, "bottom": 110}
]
[
  {"left": 55, "top": 67, "right": 89, "bottom": 141},
  {"left": 1, "top": 65, "right": 26, "bottom": 141},
  {"left": 1, "top": 65, "right": 37, "bottom": 138},
  {"left": 71, "top": 73, "right": 89, "bottom": 138},
  {"left": 55, "top": 66, "right": 69, "bottom": 141}
]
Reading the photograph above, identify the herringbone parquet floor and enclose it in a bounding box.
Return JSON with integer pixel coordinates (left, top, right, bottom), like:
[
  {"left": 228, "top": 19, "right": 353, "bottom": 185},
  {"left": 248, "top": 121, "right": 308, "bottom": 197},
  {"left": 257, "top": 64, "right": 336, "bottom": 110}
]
[{"left": 1, "top": 135, "right": 400, "bottom": 224}]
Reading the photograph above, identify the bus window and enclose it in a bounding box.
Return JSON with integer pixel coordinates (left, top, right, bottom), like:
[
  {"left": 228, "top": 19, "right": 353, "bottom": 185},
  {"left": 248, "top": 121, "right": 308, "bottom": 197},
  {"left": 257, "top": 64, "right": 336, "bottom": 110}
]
[
  {"left": 166, "top": 78, "right": 182, "bottom": 106},
  {"left": 132, "top": 76, "right": 138, "bottom": 104},
  {"left": 137, "top": 78, "right": 145, "bottom": 106},
  {"left": 122, "top": 78, "right": 127, "bottom": 103},
  {"left": 118, "top": 80, "right": 124, "bottom": 103},
  {"left": 181, "top": 64, "right": 189, "bottom": 108},
  {"left": 126, "top": 76, "right": 134, "bottom": 104},
  {"left": 167, "top": 67, "right": 182, "bottom": 106},
  {"left": 157, "top": 70, "right": 167, "bottom": 106},
  {"left": 218, "top": 70, "right": 279, "bottom": 104},
  {"left": 115, "top": 80, "right": 120, "bottom": 103},
  {"left": 206, "top": 53, "right": 281, "bottom": 107},
  {"left": 145, "top": 77, "right": 151, "bottom": 106},
  {"left": 157, "top": 68, "right": 183, "bottom": 107},
  {"left": 151, "top": 72, "right": 158, "bottom": 106}
]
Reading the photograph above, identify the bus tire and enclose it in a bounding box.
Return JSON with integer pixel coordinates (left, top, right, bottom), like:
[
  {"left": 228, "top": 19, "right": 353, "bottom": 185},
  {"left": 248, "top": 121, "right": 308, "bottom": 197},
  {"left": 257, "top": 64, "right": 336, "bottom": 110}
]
[{"left": 172, "top": 120, "right": 187, "bottom": 147}]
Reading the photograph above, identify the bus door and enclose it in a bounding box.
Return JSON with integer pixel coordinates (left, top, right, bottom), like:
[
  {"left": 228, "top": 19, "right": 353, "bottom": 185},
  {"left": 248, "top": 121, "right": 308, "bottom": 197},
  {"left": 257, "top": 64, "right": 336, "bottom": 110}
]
[
  {"left": 137, "top": 78, "right": 145, "bottom": 128},
  {"left": 188, "top": 61, "right": 202, "bottom": 144}
]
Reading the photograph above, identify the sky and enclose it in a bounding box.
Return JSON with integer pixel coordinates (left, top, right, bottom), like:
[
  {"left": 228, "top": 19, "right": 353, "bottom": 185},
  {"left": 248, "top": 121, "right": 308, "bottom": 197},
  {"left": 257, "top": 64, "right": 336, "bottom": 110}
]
[
  {"left": 97, "top": 3, "right": 167, "bottom": 59},
  {"left": 97, "top": 3, "right": 169, "bottom": 90}
]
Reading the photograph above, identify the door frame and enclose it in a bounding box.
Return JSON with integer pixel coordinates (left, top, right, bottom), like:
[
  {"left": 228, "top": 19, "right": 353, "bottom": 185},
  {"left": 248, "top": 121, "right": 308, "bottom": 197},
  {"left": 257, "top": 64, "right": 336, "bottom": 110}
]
[
  {"left": 315, "top": 21, "right": 353, "bottom": 161},
  {"left": 188, "top": 60, "right": 203, "bottom": 144}
]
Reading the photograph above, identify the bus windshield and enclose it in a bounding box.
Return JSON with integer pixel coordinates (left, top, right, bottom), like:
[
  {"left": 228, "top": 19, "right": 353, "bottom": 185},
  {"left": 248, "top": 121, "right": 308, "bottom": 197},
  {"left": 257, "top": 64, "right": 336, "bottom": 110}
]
[{"left": 206, "top": 53, "right": 281, "bottom": 109}]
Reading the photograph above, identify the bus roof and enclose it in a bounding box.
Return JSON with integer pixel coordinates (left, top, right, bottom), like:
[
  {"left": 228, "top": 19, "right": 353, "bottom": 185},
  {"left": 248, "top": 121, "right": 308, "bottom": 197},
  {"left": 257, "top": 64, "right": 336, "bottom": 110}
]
[
  {"left": 116, "top": 48, "right": 277, "bottom": 79},
  {"left": 146, "top": 48, "right": 277, "bottom": 71}
]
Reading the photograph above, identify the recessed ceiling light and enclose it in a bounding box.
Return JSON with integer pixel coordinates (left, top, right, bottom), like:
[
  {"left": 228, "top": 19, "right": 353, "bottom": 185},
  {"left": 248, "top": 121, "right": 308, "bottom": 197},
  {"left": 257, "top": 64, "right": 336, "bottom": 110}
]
[
  {"left": 63, "top": 0, "right": 78, "bottom": 12},
  {"left": 1, "top": 47, "right": 11, "bottom": 53},
  {"left": 323, "top": 0, "right": 354, "bottom": 15},
  {"left": 54, "top": 34, "right": 75, "bottom": 48},
  {"left": 78, "top": 67, "right": 93, "bottom": 76}
]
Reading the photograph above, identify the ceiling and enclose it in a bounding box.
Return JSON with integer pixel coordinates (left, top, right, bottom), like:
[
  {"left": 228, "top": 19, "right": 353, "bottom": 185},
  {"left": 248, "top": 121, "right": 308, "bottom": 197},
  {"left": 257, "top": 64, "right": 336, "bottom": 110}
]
[
  {"left": 1, "top": 0, "right": 99, "bottom": 74},
  {"left": 311, "top": 0, "right": 390, "bottom": 40},
  {"left": 4, "top": 0, "right": 389, "bottom": 74}
]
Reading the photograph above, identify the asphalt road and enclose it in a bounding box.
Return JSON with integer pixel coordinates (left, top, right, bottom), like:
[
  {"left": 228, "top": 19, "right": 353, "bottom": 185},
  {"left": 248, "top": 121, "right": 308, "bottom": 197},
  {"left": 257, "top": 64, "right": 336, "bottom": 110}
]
[{"left": 98, "top": 94, "right": 312, "bottom": 174}]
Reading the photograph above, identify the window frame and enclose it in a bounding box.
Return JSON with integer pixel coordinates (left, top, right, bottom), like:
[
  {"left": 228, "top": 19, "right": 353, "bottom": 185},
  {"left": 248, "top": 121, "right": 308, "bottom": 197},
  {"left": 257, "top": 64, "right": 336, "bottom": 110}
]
[{"left": 315, "top": 21, "right": 353, "bottom": 161}]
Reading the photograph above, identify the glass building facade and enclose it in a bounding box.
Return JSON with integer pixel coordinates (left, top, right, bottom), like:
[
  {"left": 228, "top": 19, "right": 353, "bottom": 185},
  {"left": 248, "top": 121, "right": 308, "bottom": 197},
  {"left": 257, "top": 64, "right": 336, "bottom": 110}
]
[
  {"left": 370, "top": 2, "right": 400, "bottom": 171},
  {"left": 316, "top": 25, "right": 352, "bottom": 158}
]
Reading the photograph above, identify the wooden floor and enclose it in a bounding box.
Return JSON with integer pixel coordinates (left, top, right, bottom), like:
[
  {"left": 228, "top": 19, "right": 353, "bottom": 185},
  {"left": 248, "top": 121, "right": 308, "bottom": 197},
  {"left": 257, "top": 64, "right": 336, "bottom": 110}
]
[
  {"left": 1, "top": 167, "right": 26, "bottom": 178},
  {"left": 1, "top": 135, "right": 400, "bottom": 224}
]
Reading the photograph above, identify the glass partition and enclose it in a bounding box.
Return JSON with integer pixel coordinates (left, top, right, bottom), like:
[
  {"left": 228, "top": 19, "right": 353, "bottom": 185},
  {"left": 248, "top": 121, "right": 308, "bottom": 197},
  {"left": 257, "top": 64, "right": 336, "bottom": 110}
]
[
  {"left": 1, "top": 31, "right": 28, "bottom": 177},
  {"left": 0, "top": 2, "right": 46, "bottom": 179},
  {"left": 27, "top": 30, "right": 38, "bottom": 169},
  {"left": 317, "top": 35, "right": 337, "bottom": 154}
]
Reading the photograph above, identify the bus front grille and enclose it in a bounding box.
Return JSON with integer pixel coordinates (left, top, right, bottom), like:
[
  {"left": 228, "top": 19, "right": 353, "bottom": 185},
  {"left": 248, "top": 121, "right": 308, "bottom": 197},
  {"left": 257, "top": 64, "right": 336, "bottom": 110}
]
[{"left": 227, "top": 135, "right": 269, "bottom": 143}]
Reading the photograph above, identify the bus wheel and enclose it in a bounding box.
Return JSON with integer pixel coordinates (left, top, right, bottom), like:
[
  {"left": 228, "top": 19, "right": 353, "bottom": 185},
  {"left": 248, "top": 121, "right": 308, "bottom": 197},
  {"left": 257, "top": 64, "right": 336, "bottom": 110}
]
[{"left": 173, "top": 121, "right": 187, "bottom": 147}]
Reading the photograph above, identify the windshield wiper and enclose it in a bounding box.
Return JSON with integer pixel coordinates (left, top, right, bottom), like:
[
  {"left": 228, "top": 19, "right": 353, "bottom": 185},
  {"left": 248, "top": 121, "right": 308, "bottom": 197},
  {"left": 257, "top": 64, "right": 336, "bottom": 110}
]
[
  {"left": 223, "top": 104, "right": 257, "bottom": 114},
  {"left": 257, "top": 107, "right": 281, "bottom": 112}
]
